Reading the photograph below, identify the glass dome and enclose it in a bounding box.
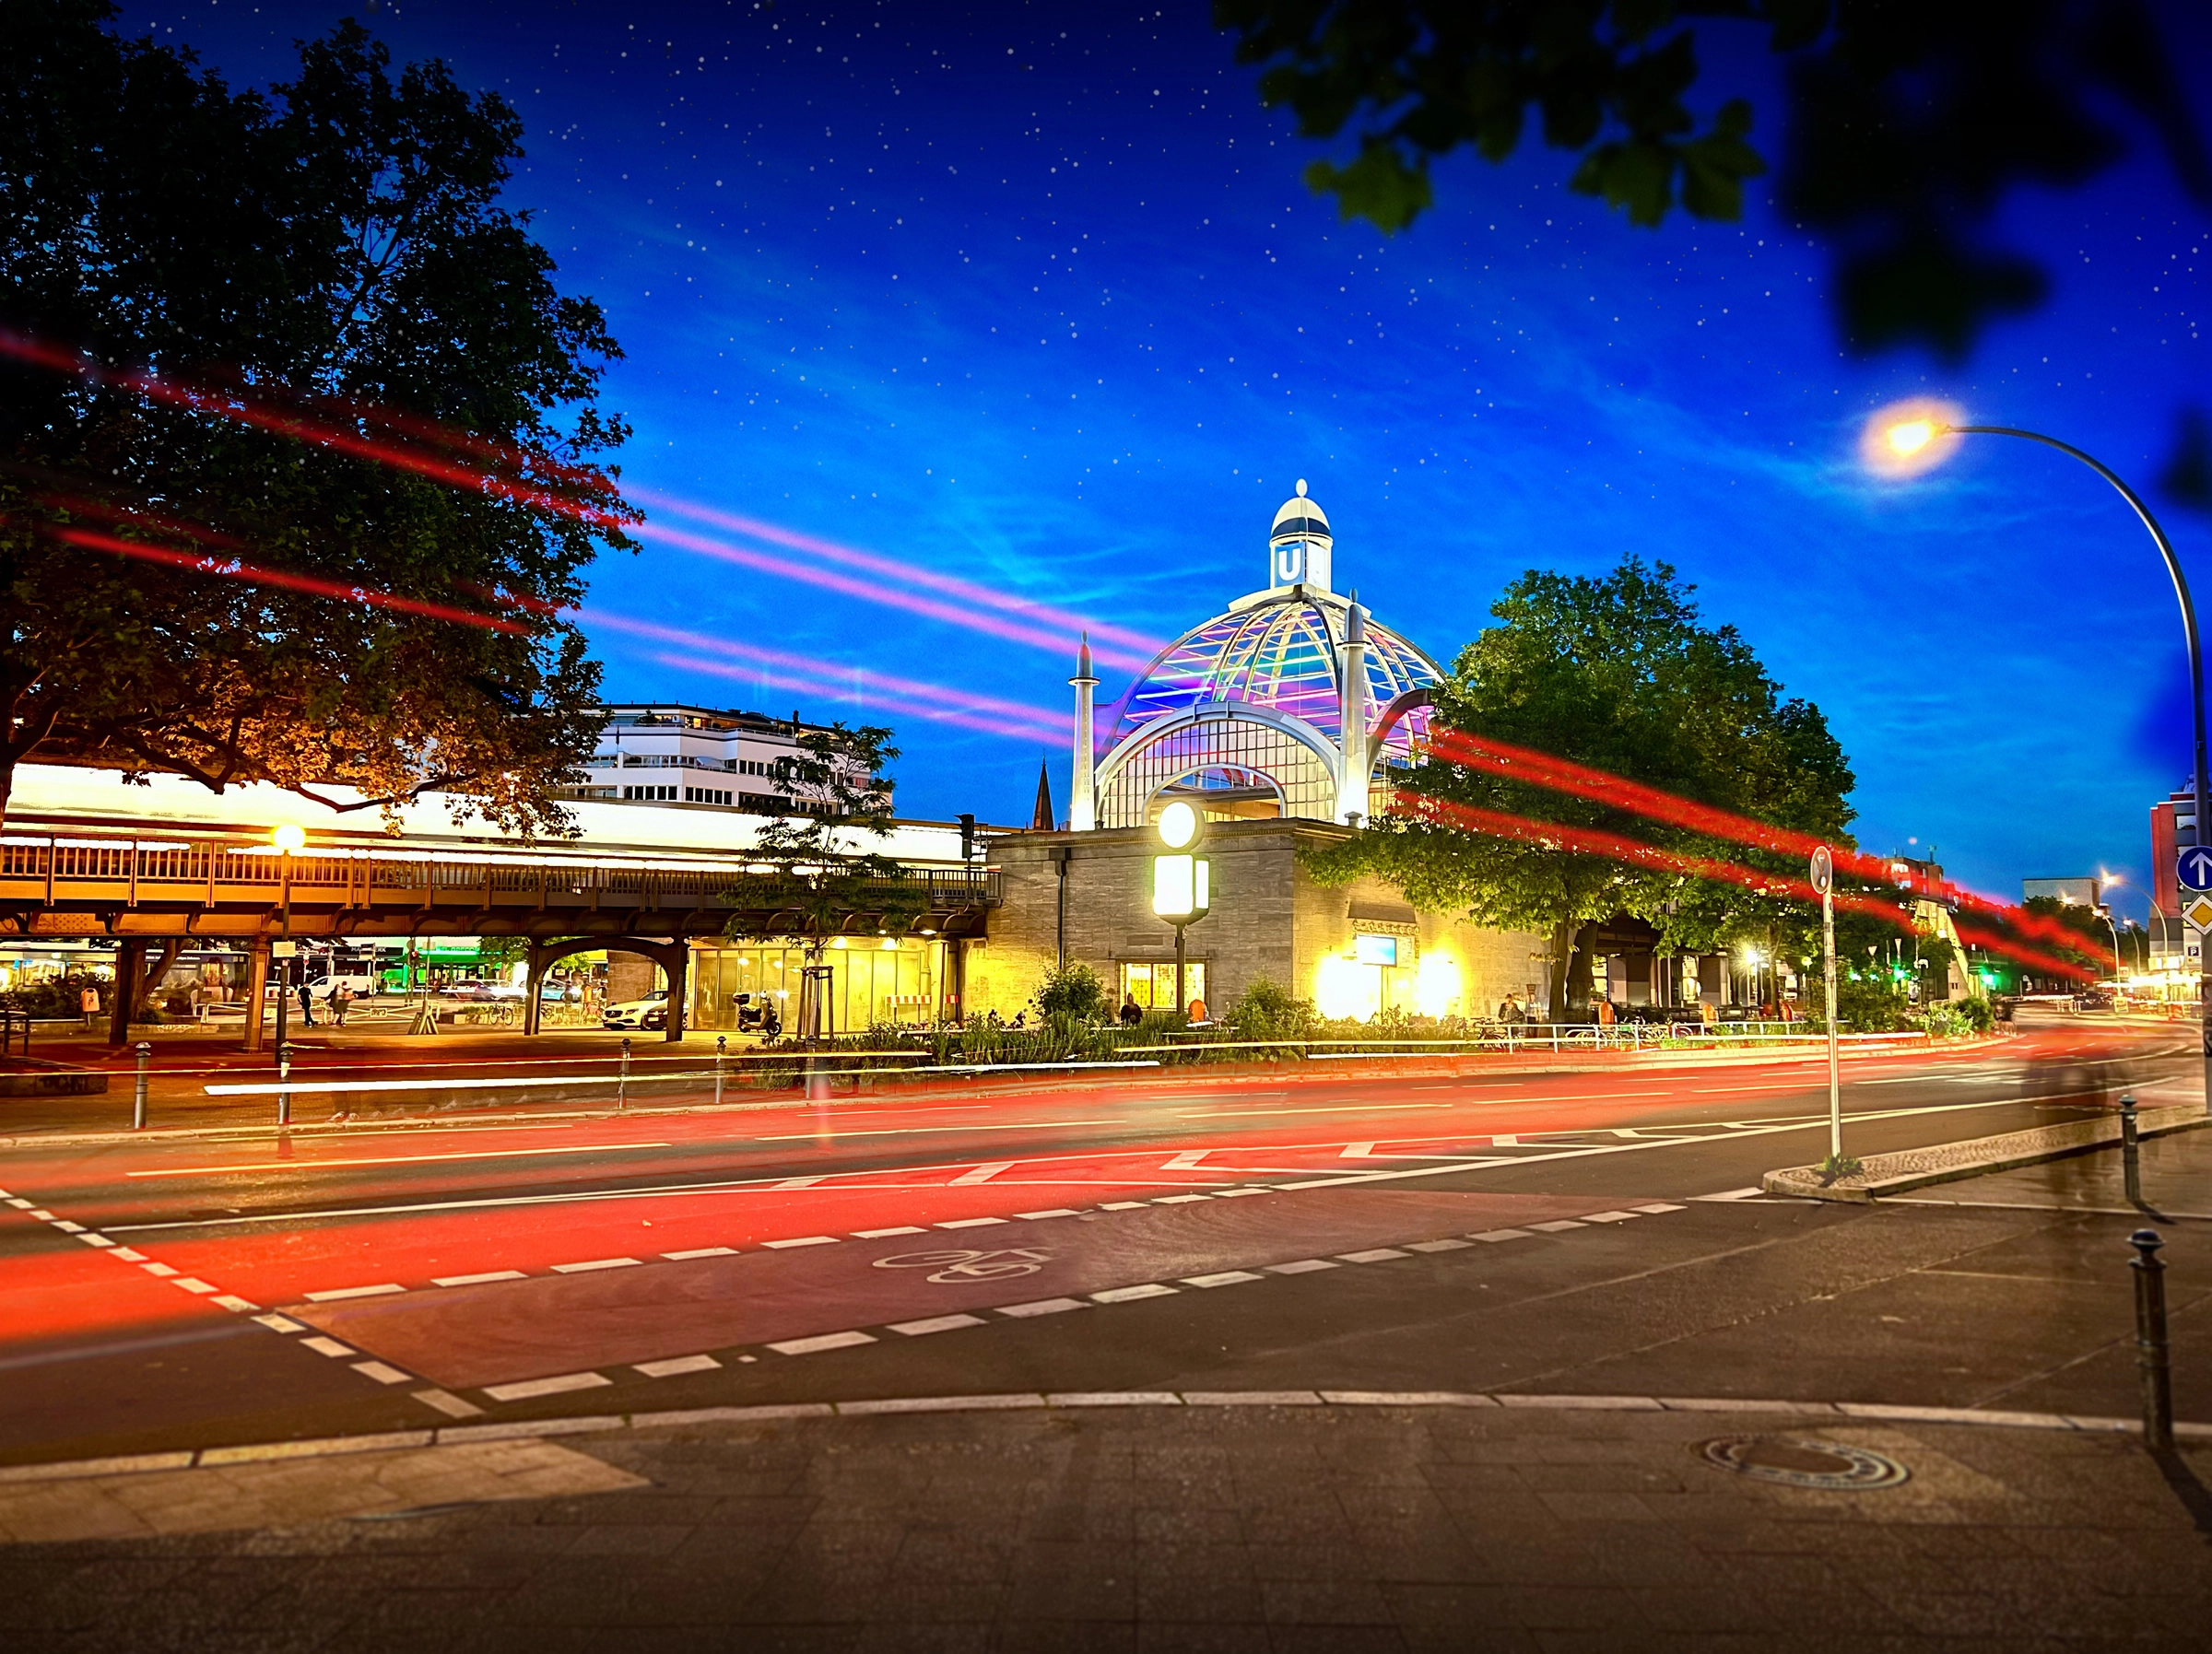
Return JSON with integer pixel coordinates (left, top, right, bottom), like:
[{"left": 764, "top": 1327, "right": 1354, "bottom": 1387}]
[{"left": 1105, "top": 592, "right": 1442, "bottom": 759}]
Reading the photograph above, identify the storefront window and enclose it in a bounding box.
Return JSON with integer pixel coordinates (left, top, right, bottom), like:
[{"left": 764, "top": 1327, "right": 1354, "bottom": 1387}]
[
  {"left": 691, "top": 939, "right": 943, "bottom": 1033},
  {"left": 1119, "top": 960, "right": 1207, "bottom": 1012}
]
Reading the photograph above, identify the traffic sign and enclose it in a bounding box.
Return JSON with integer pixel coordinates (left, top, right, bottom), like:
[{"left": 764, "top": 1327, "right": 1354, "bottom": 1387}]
[
  {"left": 1809, "top": 846, "right": 1832, "bottom": 897},
  {"left": 2180, "top": 847, "right": 2212, "bottom": 892},
  {"left": 2184, "top": 897, "right": 2212, "bottom": 933}
]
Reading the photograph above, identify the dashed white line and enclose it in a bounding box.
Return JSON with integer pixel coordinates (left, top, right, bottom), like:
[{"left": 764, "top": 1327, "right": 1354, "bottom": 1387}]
[
  {"left": 1265, "top": 1259, "right": 1338, "bottom": 1274},
  {"left": 170, "top": 1278, "right": 217, "bottom": 1294},
  {"left": 300, "top": 1337, "right": 355, "bottom": 1358},
  {"left": 1182, "top": 1270, "right": 1265, "bottom": 1287},
  {"left": 1527, "top": 1221, "right": 1586, "bottom": 1233},
  {"left": 1335, "top": 1249, "right": 1408, "bottom": 1263},
  {"left": 550, "top": 1257, "right": 642, "bottom": 1274},
  {"left": 304, "top": 1283, "right": 406, "bottom": 1301},
  {"left": 1091, "top": 1284, "right": 1178, "bottom": 1303},
  {"left": 350, "top": 1361, "right": 412, "bottom": 1385},
  {"left": 761, "top": 1236, "right": 840, "bottom": 1249},
  {"left": 433, "top": 1270, "right": 528, "bottom": 1286},
  {"left": 996, "top": 1297, "right": 1088, "bottom": 1318},
  {"left": 661, "top": 1247, "right": 739, "bottom": 1261},
  {"left": 482, "top": 1371, "right": 612, "bottom": 1402},
  {"left": 1471, "top": 1228, "right": 1532, "bottom": 1242},
  {"left": 935, "top": 1216, "right": 1008, "bottom": 1229},
  {"left": 770, "top": 1331, "right": 877, "bottom": 1355},
  {"left": 1013, "top": 1208, "right": 1080, "bottom": 1220},
  {"left": 853, "top": 1226, "right": 927, "bottom": 1238},
  {"left": 888, "top": 1314, "right": 984, "bottom": 1336},
  {"left": 1406, "top": 1238, "right": 1474, "bottom": 1252},
  {"left": 949, "top": 1161, "right": 1016, "bottom": 1186},
  {"left": 634, "top": 1355, "right": 721, "bottom": 1378}
]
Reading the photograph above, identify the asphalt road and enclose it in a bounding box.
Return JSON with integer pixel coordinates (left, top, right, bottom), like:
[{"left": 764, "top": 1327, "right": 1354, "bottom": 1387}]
[{"left": 2, "top": 1017, "right": 2198, "bottom": 1468}]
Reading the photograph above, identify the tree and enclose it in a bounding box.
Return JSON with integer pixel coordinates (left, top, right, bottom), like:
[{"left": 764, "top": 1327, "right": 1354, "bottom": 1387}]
[
  {"left": 1307, "top": 556, "right": 1853, "bottom": 1015},
  {"left": 1216, "top": 1, "right": 2211, "bottom": 359},
  {"left": 1032, "top": 959, "right": 1108, "bottom": 1024},
  {"left": 719, "top": 725, "right": 923, "bottom": 1039},
  {"left": 0, "top": 3, "right": 635, "bottom": 835}
]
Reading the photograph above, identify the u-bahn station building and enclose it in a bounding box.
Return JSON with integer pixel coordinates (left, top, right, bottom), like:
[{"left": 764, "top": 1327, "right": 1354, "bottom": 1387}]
[{"left": 3, "top": 486, "right": 1752, "bottom": 1036}]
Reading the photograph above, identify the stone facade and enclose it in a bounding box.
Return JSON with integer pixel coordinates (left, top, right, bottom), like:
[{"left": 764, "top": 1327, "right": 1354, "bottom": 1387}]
[{"left": 963, "top": 821, "right": 1546, "bottom": 1023}]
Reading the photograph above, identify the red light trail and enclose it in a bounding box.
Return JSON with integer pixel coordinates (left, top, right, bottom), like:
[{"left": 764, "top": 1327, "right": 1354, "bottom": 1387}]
[
  {"left": 635, "top": 488, "right": 1167, "bottom": 660},
  {"left": 1394, "top": 791, "right": 2093, "bottom": 982},
  {"left": 54, "top": 527, "right": 530, "bottom": 635},
  {"left": 1423, "top": 727, "right": 2108, "bottom": 968}
]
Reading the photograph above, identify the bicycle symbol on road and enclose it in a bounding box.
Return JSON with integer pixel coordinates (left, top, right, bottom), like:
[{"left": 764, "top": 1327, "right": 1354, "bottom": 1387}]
[{"left": 872, "top": 1248, "right": 1053, "bottom": 1284}]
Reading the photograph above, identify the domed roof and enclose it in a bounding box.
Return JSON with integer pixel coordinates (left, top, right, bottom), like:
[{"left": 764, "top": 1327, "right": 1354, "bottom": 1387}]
[
  {"left": 1104, "top": 589, "right": 1441, "bottom": 756},
  {"left": 1270, "top": 478, "right": 1332, "bottom": 543}
]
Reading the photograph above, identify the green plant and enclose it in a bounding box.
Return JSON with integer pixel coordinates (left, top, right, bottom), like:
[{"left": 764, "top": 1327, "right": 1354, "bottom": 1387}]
[
  {"left": 1224, "top": 977, "right": 1315, "bottom": 1042},
  {"left": 1032, "top": 959, "right": 1107, "bottom": 1024}
]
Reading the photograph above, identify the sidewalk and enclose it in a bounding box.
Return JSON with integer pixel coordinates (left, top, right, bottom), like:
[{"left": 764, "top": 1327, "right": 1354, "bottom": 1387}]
[{"left": 2, "top": 1398, "right": 2206, "bottom": 1648}]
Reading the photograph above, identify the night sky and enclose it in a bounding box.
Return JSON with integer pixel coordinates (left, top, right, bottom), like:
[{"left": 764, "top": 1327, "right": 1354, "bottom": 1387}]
[{"left": 131, "top": 1, "right": 2212, "bottom": 912}]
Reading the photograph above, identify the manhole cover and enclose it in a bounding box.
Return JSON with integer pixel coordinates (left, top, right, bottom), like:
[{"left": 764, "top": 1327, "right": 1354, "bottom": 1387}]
[{"left": 1695, "top": 1436, "right": 1909, "bottom": 1490}]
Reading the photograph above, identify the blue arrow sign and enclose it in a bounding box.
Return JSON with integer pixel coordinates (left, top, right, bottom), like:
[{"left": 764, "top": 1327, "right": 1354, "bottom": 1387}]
[{"left": 2179, "top": 848, "right": 2212, "bottom": 892}]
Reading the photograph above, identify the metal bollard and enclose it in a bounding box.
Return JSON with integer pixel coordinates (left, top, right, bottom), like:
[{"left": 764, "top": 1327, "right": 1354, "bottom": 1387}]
[
  {"left": 714, "top": 1034, "right": 726, "bottom": 1108},
  {"left": 2129, "top": 1228, "right": 2174, "bottom": 1451},
  {"left": 618, "top": 1036, "right": 630, "bottom": 1109},
  {"left": 132, "top": 1040, "right": 151, "bottom": 1131},
  {"left": 276, "top": 1041, "right": 293, "bottom": 1128},
  {"left": 2119, "top": 1092, "right": 2143, "bottom": 1208}
]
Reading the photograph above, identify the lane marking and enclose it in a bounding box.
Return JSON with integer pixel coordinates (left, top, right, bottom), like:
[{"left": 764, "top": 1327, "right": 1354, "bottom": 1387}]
[
  {"left": 853, "top": 1226, "right": 926, "bottom": 1238},
  {"left": 1471, "top": 1229, "right": 1532, "bottom": 1242},
  {"left": 935, "top": 1216, "right": 1008, "bottom": 1229},
  {"left": 761, "top": 1236, "right": 838, "bottom": 1249},
  {"left": 759, "top": 1120, "right": 1120, "bottom": 1141},
  {"left": 1162, "top": 1149, "right": 1210, "bottom": 1170},
  {"left": 996, "top": 1297, "right": 1088, "bottom": 1318},
  {"left": 171, "top": 1278, "right": 217, "bottom": 1294},
  {"left": 1528, "top": 1221, "right": 1585, "bottom": 1234},
  {"left": 888, "top": 1314, "right": 984, "bottom": 1336},
  {"left": 1014, "top": 1208, "right": 1081, "bottom": 1220},
  {"left": 1335, "top": 1249, "right": 1409, "bottom": 1263},
  {"left": 661, "top": 1247, "right": 738, "bottom": 1261},
  {"left": 414, "top": 1389, "right": 483, "bottom": 1418},
  {"left": 303, "top": 1283, "right": 405, "bottom": 1301},
  {"left": 1265, "top": 1259, "right": 1338, "bottom": 1274},
  {"left": 433, "top": 1271, "right": 527, "bottom": 1286},
  {"left": 1406, "top": 1238, "right": 1474, "bottom": 1252},
  {"left": 350, "top": 1361, "right": 411, "bottom": 1385},
  {"left": 635, "top": 1355, "right": 721, "bottom": 1378},
  {"left": 300, "top": 1337, "right": 355, "bottom": 1358},
  {"left": 124, "top": 1142, "right": 673, "bottom": 1179},
  {"left": 482, "top": 1371, "right": 610, "bottom": 1402},
  {"left": 550, "top": 1257, "right": 642, "bottom": 1273},
  {"left": 1091, "top": 1283, "right": 1178, "bottom": 1303},
  {"left": 770, "top": 1331, "right": 877, "bottom": 1355},
  {"left": 1182, "top": 1270, "right": 1265, "bottom": 1287},
  {"left": 949, "top": 1162, "right": 1015, "bottom": 1186}
]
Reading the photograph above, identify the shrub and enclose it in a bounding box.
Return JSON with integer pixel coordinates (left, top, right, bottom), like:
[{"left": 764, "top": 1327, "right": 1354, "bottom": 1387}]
[
  {"left": 1032, "top": 959, "right": 1107, "bottom": 1024},
  {"left": 1225, "top": 978, "right": 1315, "bottom": 1042}
]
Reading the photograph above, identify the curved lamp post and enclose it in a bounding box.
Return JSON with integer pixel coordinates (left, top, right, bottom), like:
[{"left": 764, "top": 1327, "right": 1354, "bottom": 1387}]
[{"left": 1879, "top": 413, "right": 2206, "bottom": 1109}]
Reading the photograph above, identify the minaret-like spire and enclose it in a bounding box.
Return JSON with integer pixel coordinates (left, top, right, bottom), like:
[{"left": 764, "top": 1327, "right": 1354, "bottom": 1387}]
[
  {"left": 1068, "top": 631, "right": 1099, "bottom": 832},
  {"left": 1335, "top": 589, "right": 1370, "bottom": 826},
  {"left": 1030, "top": 757, "right": 1056, "bottom": 832}
]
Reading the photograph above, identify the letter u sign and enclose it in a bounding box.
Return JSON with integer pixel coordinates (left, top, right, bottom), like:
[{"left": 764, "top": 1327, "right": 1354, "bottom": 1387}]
[{"left": 1274, "top": 540, "right": 1304, "bottom": 583}]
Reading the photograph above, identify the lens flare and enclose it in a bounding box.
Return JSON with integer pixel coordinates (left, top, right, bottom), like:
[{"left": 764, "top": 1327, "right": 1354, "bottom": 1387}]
[
  {"left": 1861, "top": 397, "right": 1966, "bottom": 477},
  {"left": 654, "top": 652, "right": 1066, "bottom": 745}
]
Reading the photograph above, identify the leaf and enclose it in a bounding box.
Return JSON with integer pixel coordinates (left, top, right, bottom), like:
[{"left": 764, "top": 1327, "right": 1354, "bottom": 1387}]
[{"left": 1304, "top": 144, "right": 1433, "bottom": 232}]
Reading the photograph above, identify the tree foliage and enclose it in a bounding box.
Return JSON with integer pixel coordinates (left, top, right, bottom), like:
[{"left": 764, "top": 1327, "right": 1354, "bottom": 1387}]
[
  {"left": 1307, "top": 556, "right": 1853, "bottom": 1013},
  {"left": 0, "top": 2, "right": 635, "bottom": 833},
  {"left": 719, "top": 725, "right": 922, "bottom": 1033},
  {"left": 1216, "top": 0, "right": 2211, "bottom": 359}
]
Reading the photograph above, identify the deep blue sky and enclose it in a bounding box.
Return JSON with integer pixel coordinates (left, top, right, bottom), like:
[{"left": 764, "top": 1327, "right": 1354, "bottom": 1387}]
[{"left": 143, "top": 1, "right": 2212, "bottom": 911}]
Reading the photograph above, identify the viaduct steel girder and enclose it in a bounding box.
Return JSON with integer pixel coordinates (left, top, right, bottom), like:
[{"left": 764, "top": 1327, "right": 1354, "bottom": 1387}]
[{"left": 0, "top": 839, "right": 998, "bottom": 944}]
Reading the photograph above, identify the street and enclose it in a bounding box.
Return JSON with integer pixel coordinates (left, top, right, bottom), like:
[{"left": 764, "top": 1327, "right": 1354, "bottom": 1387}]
[{"left": 2, "top": 1021, "right": 2197, "bottom": 1467}]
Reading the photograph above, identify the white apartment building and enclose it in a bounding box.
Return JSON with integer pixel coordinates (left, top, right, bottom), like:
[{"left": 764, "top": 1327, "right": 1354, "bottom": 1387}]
[{"left": 564, "top": 702, "right": 880, "bottom": 816}]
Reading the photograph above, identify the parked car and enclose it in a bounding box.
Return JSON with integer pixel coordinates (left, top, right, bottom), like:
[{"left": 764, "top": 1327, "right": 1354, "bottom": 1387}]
[{"left": 603, "top": 988, "right": 668, "bottom": 1030}]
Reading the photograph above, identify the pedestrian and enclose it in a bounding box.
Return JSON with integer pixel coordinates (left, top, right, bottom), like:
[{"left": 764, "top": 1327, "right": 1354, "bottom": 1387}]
[
  {"left": 1596, "top": 997, "right": 1616, "bottom": 1029},
  {"left": 80, "top": 982, "right": 101, "bottom": 1029},
  {"left": 332, "top": 982, "right": 350, "bottom": 1027},
  {"left": 1187, "top": 996, "right": 1208, "bottom": 1024},
  {"left": 1119, "top": 991, "right": 1143, "bottom": 1028},
  {"left": 297, "top": 978, "right": 316, "bottom": 1026}
]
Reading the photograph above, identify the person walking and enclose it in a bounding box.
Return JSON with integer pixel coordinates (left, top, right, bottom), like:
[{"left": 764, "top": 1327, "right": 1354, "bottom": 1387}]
[
  {"left": 297, "top": 978, "right": 316, "bottom": 1027},
  {"left": 331, "top": 983, "right": 350, "bottom": 1027}
]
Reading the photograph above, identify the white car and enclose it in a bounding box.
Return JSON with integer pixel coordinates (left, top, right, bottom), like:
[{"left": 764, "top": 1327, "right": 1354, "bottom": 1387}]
[{"left": 602, "top": 989, "right": 669, "bottom": 1030}]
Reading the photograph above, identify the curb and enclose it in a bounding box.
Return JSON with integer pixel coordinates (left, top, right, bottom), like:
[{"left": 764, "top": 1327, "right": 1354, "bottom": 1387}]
[
  {"left": 4, "top": 1390, "right": 2204, "bottom": 1484},
  {"left": 1763, "top": 1101, "right": 2212, "bottom": 1202}
]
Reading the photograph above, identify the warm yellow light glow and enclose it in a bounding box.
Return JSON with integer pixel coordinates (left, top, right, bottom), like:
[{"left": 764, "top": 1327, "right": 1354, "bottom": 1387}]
[
  {"left": 1415, "top": 953, "right": 1461, "bottom": 1017},
  {"left": 1886, "top": 419, "right": 1936, "bottom": 456},
  {"left": 1158, "top": 800, "right": 1198, "bottom": 849},
  {"left": 830, "top": 936, "right": 847, "bottom": 949},
  {"left": 1313, "top": 953, "right": 1374, "bottom": 1021},
  {"left": 271, "top": 823, "right": 306, "bottom": 854},
  {"left": 509, "top": 962, "right": 529, "bottom": 987},
  {"left": 1152, "top": 852, "right": 1196, "bottom": 918},
  {"left": 880, "top": 937, "right": 899, "bottom": 950},
  {"left": 1860, "top": 397, "right": 1965, "bottom": 477}
]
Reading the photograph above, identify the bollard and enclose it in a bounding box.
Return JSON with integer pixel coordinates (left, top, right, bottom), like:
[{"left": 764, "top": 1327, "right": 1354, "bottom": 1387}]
[
  {"left": 618, "top": 1037, "right": 630, "bottom": 1109},
  {"left": 714, "top": 1035, "right": 726, "bottom": 1108},
  {"left": 276, "top": 1041, "right": 293, "bottom": 1128},
  {"left": 2129, "top": 1228, "right": 2174, "bottom": 1451},
  {"left": 132, "top": 1040, "right": 151, "bottom": 1131},
  {"left": 2119, "top": 1092, "right": 2143, "bottom": 1208}
]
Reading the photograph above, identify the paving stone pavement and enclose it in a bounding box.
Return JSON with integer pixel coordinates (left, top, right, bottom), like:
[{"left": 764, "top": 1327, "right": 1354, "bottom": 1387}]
[{"left": 4, "top": 1403, "right": 2209, "bottom": 1651}]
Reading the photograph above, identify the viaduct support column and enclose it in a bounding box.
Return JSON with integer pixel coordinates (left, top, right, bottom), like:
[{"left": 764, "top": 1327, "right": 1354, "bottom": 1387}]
[{"left": 242, "top": 940, "right": 270, "bottom": 1054}]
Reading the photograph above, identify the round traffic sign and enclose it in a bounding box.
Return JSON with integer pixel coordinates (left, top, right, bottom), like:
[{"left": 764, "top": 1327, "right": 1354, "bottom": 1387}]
[{"left": 1809, "top": 846, "right": 1833, "bottom": 896}]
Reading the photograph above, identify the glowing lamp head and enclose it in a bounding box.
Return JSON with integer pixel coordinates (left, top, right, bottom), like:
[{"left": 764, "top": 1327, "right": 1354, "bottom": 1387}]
[
  {"left": 1861, "top": 397, "right": 1965, "bottom": 477},
  {"left": 271, "top": 823, "right": 306, "bottom": 855},
  {"left": 1886, "top": 419, "right": 1936, "bottom": 456},
  {"left": 1157, "top": 800, "right": 1199, "bottom": 849}
]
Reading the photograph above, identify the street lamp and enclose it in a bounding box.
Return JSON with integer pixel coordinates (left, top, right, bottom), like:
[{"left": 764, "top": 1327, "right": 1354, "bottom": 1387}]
[
  {"left": 1872, "top": 406, "right": 2208, "bottom": 1109},
  {"left": 1150, "top": 801, "right": 1212, "bottom": 1021}
]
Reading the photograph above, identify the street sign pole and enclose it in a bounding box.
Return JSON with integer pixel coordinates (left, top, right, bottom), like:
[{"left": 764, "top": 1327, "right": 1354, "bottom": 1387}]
[{"left": 1812, "top": 847, "right": 1841, "bottom": 1164}]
